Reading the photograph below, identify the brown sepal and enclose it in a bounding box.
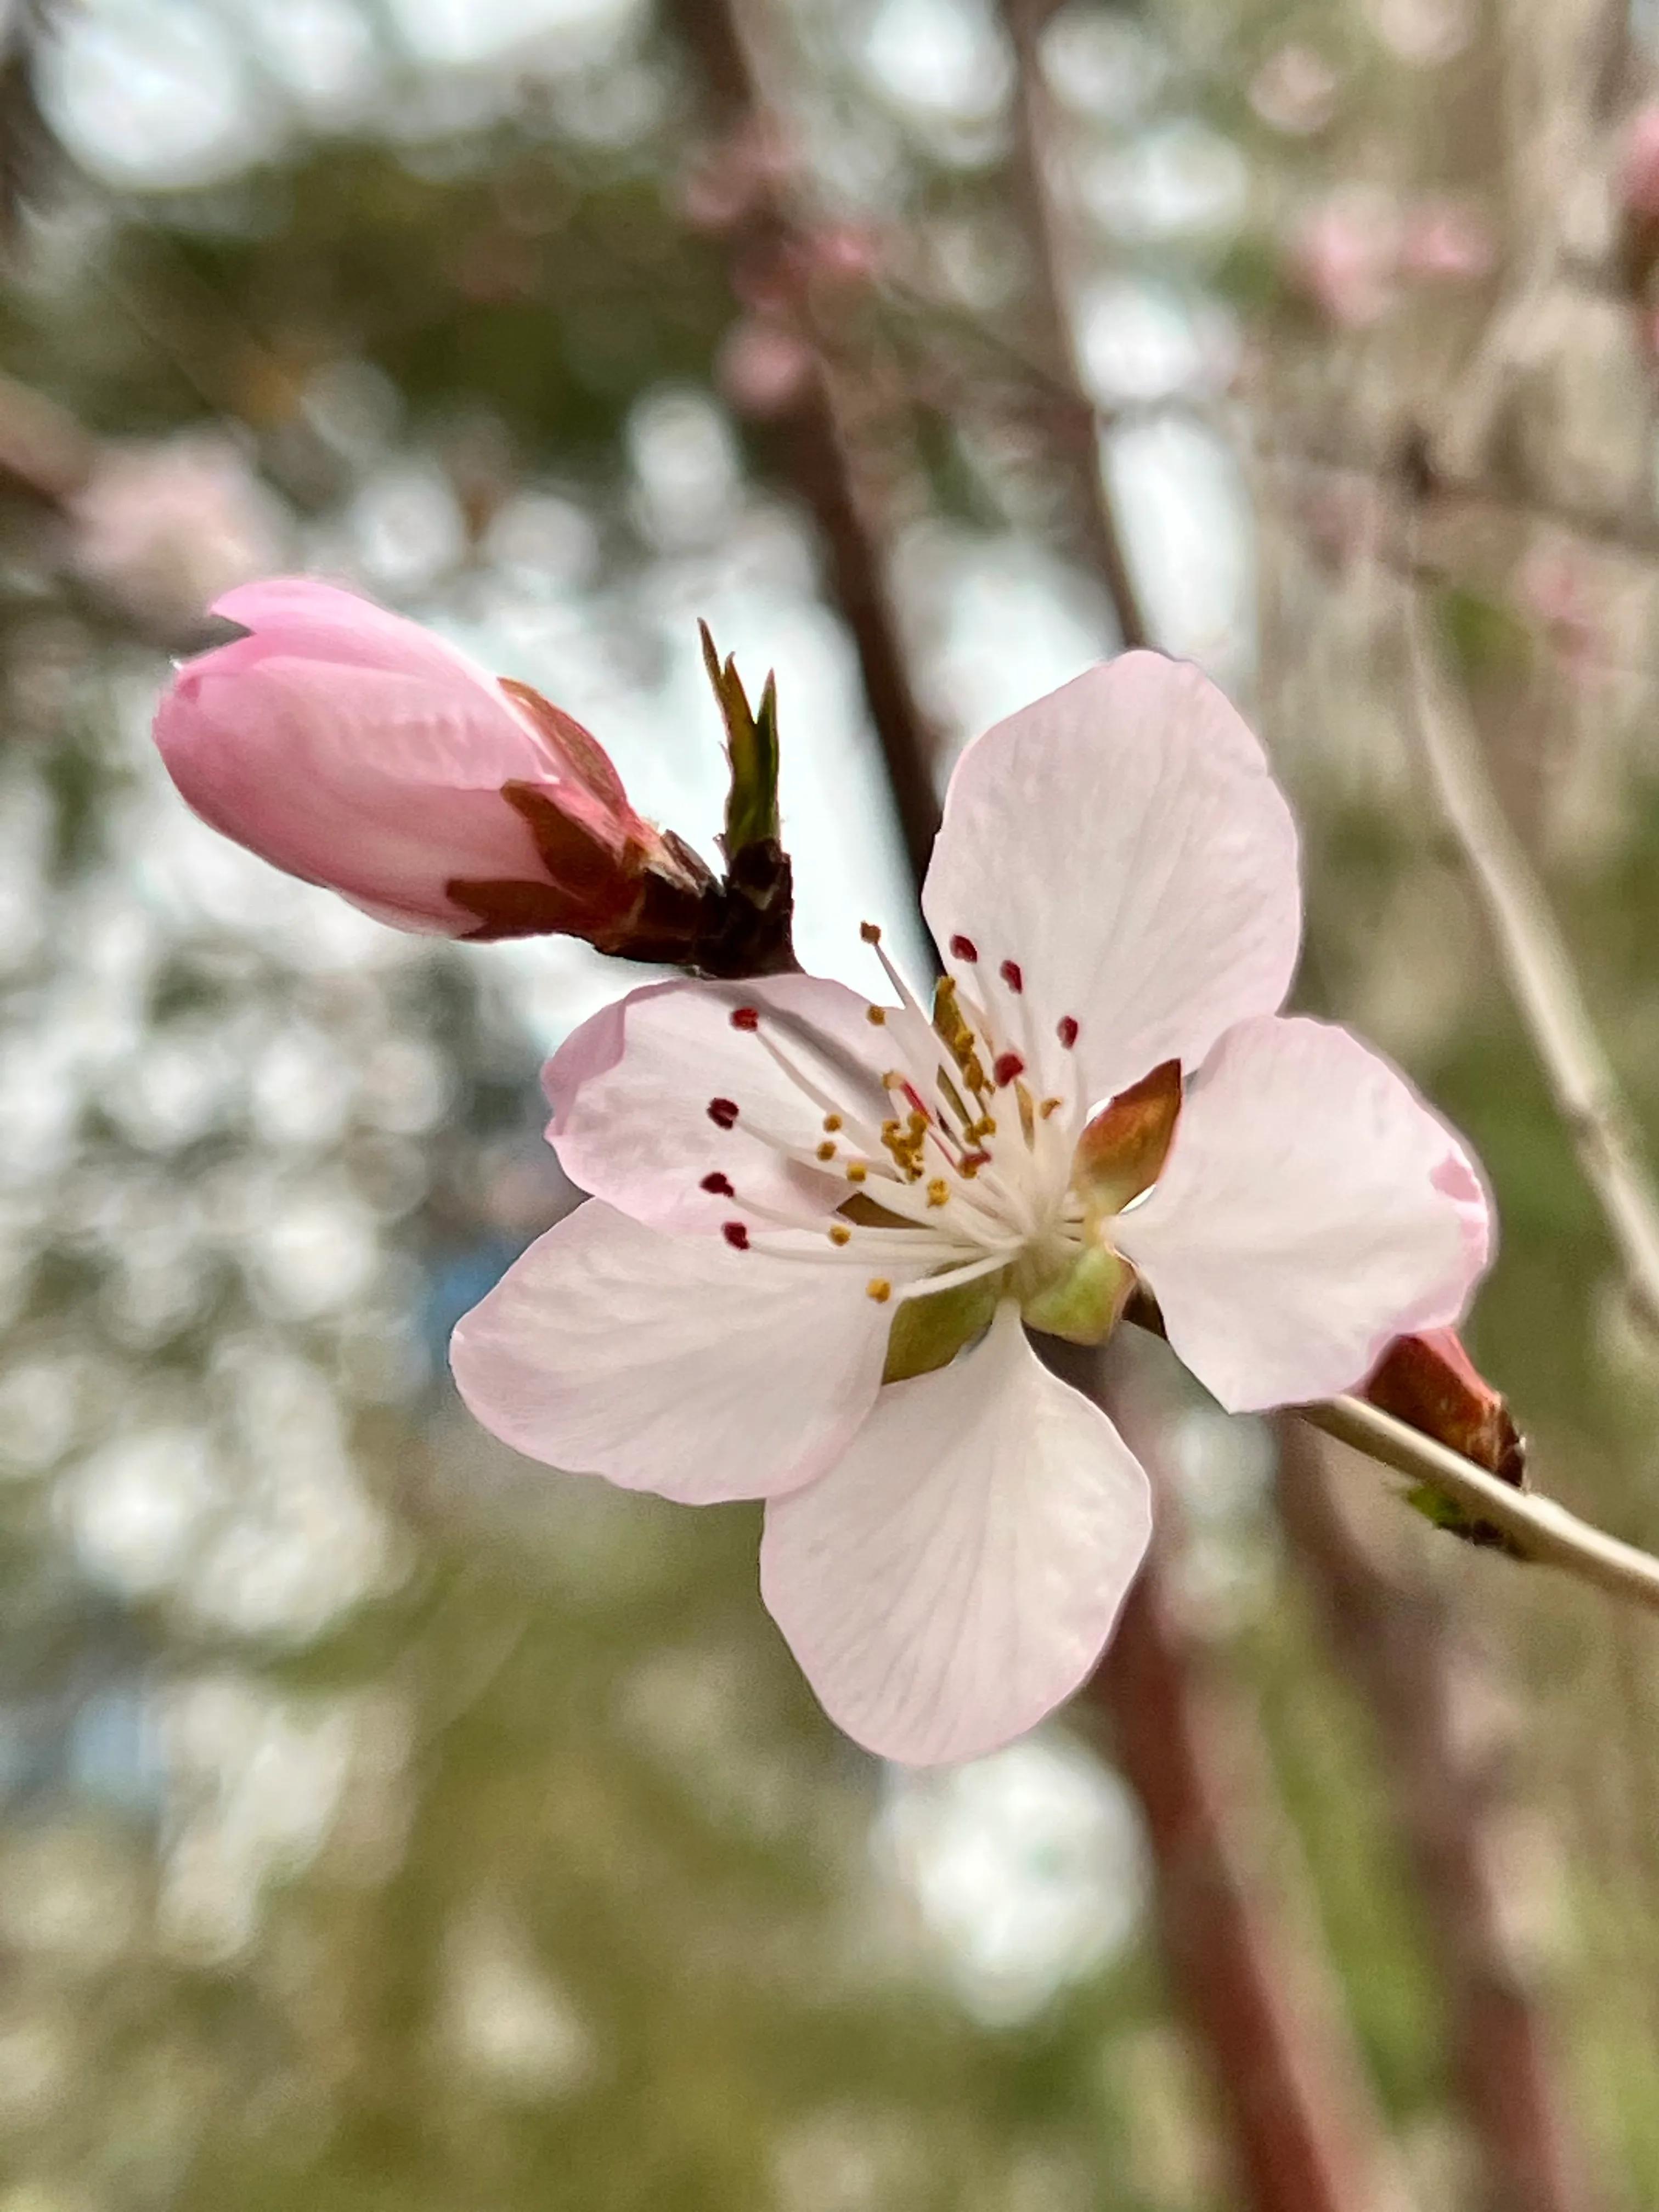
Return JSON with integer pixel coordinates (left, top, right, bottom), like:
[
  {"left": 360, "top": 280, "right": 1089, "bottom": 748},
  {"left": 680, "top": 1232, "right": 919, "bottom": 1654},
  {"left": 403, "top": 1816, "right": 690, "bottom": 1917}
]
[
  {"left": 1074, "top": 1060, "right": 1182, "bottom": 1214},
  {"left": 500, "top": 783, "right": 640, "bottom": 912},
  {"left": 498, "top": 679, "right": 634, "bottom": 819}
]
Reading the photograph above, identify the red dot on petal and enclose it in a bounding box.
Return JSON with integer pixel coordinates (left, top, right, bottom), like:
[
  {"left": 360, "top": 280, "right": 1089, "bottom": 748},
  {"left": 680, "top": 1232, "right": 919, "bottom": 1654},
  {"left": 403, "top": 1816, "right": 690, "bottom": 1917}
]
[
  {"left": 730, "top": 1006, "right": 760, "bottom": 1031},
  {"left": 708, "top": 1097, "right": 740, "bottom": 1128},
  {"left": 701, "top": 1172, "right": 735, "bottom": 1195},
  {"left": 722, "top": 1221, "right": 751, "bottom": 1250},
  {"left": 999, "top": 960, "right": 1024, "bottom": 994},
  {"left": 949, "top": 934, "right": 979, "bottom": 962},
  {"left": 993, "top": 1051, "right": 1025, "bottom": 1087},
  {"left": 1057, "top": 1016, "right": 1079, "bottom": 1051}
]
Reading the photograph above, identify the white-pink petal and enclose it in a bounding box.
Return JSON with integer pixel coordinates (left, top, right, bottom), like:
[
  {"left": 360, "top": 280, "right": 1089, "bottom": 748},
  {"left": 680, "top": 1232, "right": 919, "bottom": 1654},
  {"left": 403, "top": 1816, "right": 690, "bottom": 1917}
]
[
  {"left": 450, "top": 1201, "right": 905, "bottom": 1502},
  {"left": 759, "top": 1303, "right": 1153, "bottom": 1765},
  {"left": 1111, "top": 1014, "right": 1492, "bottom": 1414},
  {"left": 545, "top": 974, "right": 895, "bottom": 1233},
  {"left": 922, "top": 652, "right": 1301, "bottom": 1105}
]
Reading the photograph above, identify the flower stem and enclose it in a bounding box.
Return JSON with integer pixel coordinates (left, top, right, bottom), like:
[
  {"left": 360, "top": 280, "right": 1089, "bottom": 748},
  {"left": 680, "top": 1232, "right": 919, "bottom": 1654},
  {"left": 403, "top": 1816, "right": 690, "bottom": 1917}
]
[{"left": 1299, "top": 1393, "right": 1659, "bottom": 1614}]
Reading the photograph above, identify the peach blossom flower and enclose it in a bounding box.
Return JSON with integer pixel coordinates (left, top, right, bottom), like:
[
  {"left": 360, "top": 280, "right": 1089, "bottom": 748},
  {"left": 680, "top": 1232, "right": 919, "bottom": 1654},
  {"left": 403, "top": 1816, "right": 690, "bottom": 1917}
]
[{"left": 453, "top": 654, "right": 1491, "bottom": 1764}]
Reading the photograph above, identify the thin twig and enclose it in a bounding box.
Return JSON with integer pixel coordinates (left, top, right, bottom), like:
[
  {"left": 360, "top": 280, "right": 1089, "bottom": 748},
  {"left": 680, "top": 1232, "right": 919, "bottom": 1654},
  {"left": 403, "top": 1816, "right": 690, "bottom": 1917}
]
[
  {"left": 1404, "top": 585, "right": 1659, "bottom": 1339},
  {"left": 1302, "top": 1395, "right": 1659, "bottom": 1613}
]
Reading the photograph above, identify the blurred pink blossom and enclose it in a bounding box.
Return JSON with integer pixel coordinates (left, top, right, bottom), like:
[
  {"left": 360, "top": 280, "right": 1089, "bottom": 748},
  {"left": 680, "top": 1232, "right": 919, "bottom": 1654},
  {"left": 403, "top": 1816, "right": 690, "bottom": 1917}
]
[
  {"left": 1286, "top": 190, "right": 1403, "bottom": 329},
  {"left": 716, "top": 318, "right": 816, "bottom": 419},
  {"left": 1365, "top": 0, "right": 1474, "bottom": 66},
  {"left": 72, "top": 430, "right": 286, "bottom": 636},
  {"left": 1618, "top": 104, "right": 1659, "bottom": 222},
  {"left": 1515, "top": 542, "right": 1603, "bottom": 680},
  {"left": 678, "top": 120, "right": 794, "bottom": 234},
  {"left": 1295, "top": 476, "right": 1385, "bottom": 571},
  {"left": 1249, "top": 43, "right": 1340, "bottom": 136},
  {"left": 453, "top": 652, "right": 1491, "bottom": 1765},
  {"left": 806, "top": 222, "right": 883, "bottom": 287},
  {"left": 154, "top": 578, "right": 700, "bottom": 943},
  {"left": 1401, "top": 198, "right": 1496, "bottom": 285}
]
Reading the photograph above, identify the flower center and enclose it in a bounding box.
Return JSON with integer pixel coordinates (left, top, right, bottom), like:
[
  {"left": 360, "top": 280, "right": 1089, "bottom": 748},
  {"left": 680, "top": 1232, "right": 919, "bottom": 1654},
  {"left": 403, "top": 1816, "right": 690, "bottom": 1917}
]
[{"left": 697, "top": 926, "right": 1124, "bottom": 1359}]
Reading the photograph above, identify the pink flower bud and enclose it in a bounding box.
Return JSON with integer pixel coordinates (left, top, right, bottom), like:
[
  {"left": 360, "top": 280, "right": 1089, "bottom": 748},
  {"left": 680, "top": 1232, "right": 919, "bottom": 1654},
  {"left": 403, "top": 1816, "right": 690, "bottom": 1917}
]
[
  {"left": 72, "top": 431, "right": 285, "bottom": 638},
  {"left": 1619, "top": 105, "right": 1659, "bottom": 221},
  {"left": 154, "top": 578, "right": 708, "bottom": 945}
]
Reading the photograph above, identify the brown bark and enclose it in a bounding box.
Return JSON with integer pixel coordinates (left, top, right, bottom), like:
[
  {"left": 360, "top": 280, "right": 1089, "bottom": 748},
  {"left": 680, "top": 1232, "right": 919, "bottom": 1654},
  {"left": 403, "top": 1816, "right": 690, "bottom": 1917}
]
[
  {"left": 996, "top": 0, "right": 1149, "bottom": 650},
  {"left": 671, "top": 14, "right": 1415, "bottom": 2205},
  {"left": 663, "top": 0, "right": 944, "bottom": 894},
  {"left": 1057, "top": 1339, "right": 1417, "bottom": 2212},
  {"left": 1278, "top": 1421, "right": 1602, "bottom": 2212}
]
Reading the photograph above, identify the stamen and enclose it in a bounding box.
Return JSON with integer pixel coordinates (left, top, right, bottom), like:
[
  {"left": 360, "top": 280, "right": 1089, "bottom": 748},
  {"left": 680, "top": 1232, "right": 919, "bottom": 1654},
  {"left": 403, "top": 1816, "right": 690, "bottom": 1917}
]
[
  {"left": 1000, "top": 960, "right": 1024, "bottom": 994},
  {"left": 993, "top": 1051, "right": 1025, "bottom": 1087},
  {"left": 816, "top": 1141, "right": 837, "bottom": 1161},
  {"left": 927, "top": 1178, "right": 949, "bottom": 1207},
  {"left": 708, "top": 1097, "right": 739, "bottom": 1129},
  {"left": 701, "top": 1172, "right": 735, "bottom": 1195},
  {"left": 949, "top": 934, "right": 979, "bottom": 962},
  {"left": 1057, "top": 1016, "right": 1079, "bottom": 1051},
  {"left": 866, "top": 1278, "right": 892, "bottom": 1303},
  {"left": 723, "top": 1222, "right": 750, "bottom": 1250},
  {"left": 846, "top": 1163, "right": 868, "bottom": 1183},
  {"left": 1015, "top": 1080, "right": 1037, "bottom": 1149},
  {"left": 860, "top": 921, "right": 882, "bottom": 944},
  {"left": 1040, "top": 1097, "right": 1063, "bottom": 1119},
  {"left": 892, "top": 1250, "right": 1012, "bottom": 1302},
  {"left": 730, "top": 1006, "right": 760, "bottom": 1032},
  {"left": 829, "top": 1224, "right": 852, "bottom": 1246},
  {"left": 866, "top": 1007, "right": 886, "bottom": 1026},
  {"left": 747, "top": 1026, "right": 890, "bottom": 1161}
]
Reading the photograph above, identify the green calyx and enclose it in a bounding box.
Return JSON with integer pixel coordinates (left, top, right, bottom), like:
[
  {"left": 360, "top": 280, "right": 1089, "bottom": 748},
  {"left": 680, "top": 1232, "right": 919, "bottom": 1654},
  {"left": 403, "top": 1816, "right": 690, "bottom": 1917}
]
[
  {"left": 882, "top": 1272, "right": 1003, "bottom": 1383},
  {"left": 1018, "top": 1243, "right": 1131, "bottom": 1346}
]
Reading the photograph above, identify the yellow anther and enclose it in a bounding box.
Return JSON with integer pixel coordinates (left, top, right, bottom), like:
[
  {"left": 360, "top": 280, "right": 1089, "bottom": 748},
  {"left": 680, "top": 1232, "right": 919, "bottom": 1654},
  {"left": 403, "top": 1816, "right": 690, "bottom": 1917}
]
[
  {"left": 846, "top": 1162, "right": 868, "bottom": 1183},
  {"left": 866, "top": 1006, "right": 887, "bottom": 1026},
  {"left": 822, "top": 1113, "right": 842, "bottom": 1133},
  {"left": 1040, "top": 1096, "right": 1063, "bottom": 1120},
  {"left": 817, "top": 1141, "right": 837, "bottom": 1161},
  {"left": 866, "top": 1278, "right": 892, "bottom": 1303},
  {"left": 828, "top": 1223, "right": 852, "bottom": 1246},
  {"left": 882, "top": 1118, "right": 901, "bottom": 1139},
  {"left": 907, "top": 1111, "right": 927, "bottom": 1133},
  {"left": 882, "top": 1069, "right": 906, "bottom": 1090},
  {"left": 860, "top": 921, "right": 882, "bottom": 944},
  {"left": 926, "top": 1178, "right": 949, "bottom": 1207}
]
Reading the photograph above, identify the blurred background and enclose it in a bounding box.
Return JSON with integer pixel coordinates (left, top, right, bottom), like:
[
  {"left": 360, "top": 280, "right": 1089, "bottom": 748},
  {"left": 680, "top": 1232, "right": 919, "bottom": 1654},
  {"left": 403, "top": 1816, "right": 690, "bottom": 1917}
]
[{"left": 5, "top": 0, "right": 1659, "bottom": 2205}]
